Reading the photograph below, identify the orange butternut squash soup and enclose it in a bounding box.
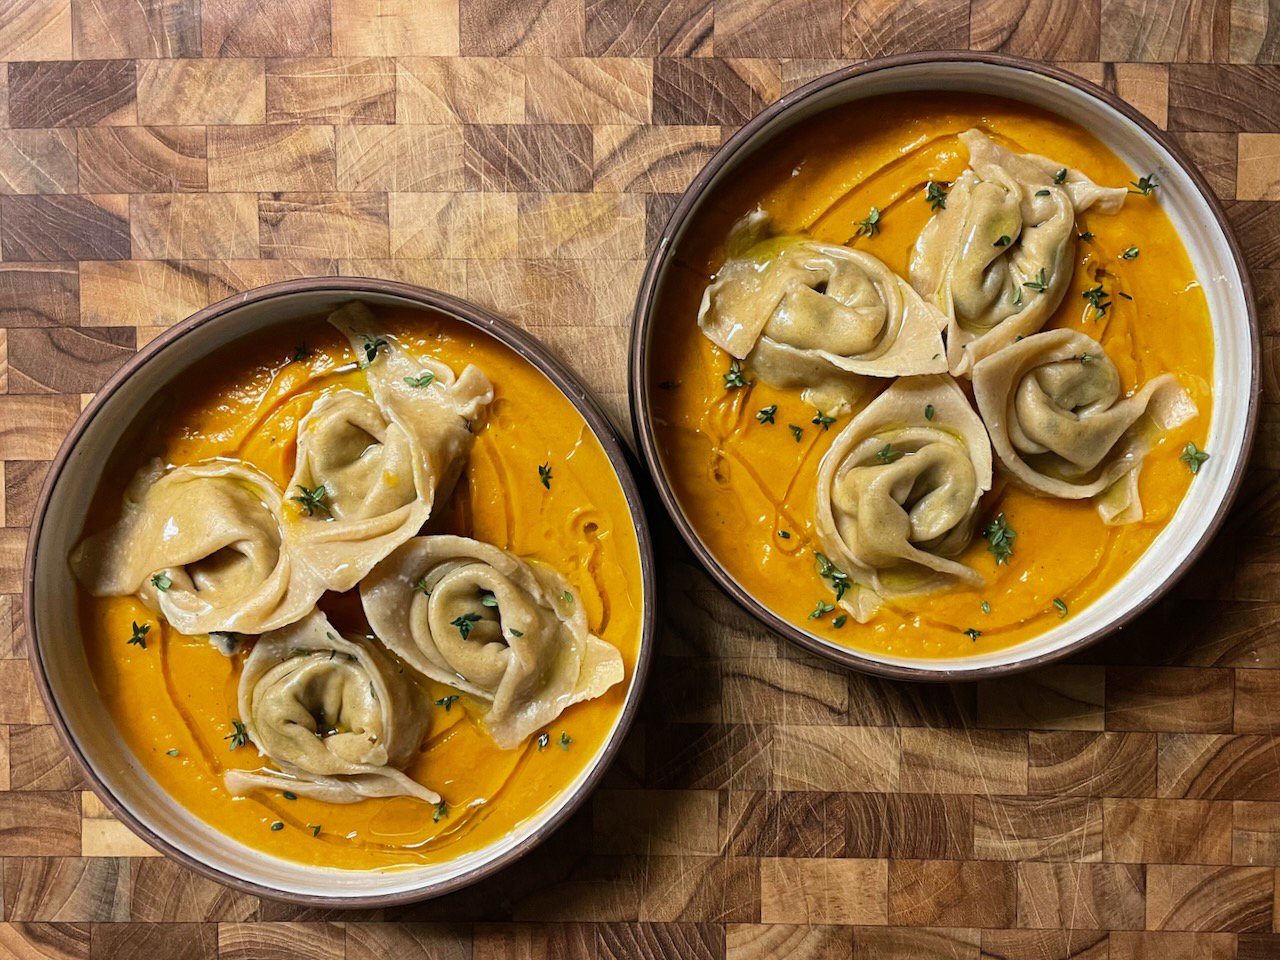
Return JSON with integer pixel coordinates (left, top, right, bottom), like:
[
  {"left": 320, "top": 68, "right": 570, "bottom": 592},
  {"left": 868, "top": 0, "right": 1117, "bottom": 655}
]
[
  {"left": 650, "top": 92, "right": 1214, "bottom": 660},
  {"left": 72, "top": 304, "right": 644, "bottom": 870}
]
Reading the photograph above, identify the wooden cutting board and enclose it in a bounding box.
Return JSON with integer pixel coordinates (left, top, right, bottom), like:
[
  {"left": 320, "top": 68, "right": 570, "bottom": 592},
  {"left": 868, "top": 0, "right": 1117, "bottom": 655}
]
[{"left": 1, "top": 1, "right": 1279, "bottom": 958}]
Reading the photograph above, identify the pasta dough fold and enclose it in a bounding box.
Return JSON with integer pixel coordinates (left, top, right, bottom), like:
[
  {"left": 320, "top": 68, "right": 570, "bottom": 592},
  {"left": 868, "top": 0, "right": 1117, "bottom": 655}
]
[
  {"left": 226, "top": 610, "right": 437, "bottom": 804},
  {"left": 815, "top": 376, "right": 993, "bottom": 621},
  {"left": 70, "top": 460, "right": 327, "bottom": 636},
  {"left": 287, "top": 303, "right": 493, "bottom": 592},
  {"left": 361, "top": 535, "right": 624, "bottom": 750},
  {"left": 698, "top": 210, "right": 948, "bottom": 412},
  {"left": 972, "top": 328, "right": 1196, "bottom": 524},
  {"left": 910, "top": 129, "right": 1127, "bottom": 376}
]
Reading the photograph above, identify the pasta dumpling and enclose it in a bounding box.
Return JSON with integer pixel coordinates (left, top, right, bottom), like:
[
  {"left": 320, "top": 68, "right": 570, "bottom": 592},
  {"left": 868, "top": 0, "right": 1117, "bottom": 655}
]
[
  {"left": 70, "top": 460, "right": 327, "bottom": 636},
  {"left": 815, "top": 375, "right": 993, "bottom": 622},
  {"left": 225, "top": 610, "right": 437, "bottom": 804},
  {"left": 698, "top": 210, "right": 948, "bottom": 412},
  {"left": 910, "top": 129, "right": 1128, "bottom": 376},
  {"left": 972, "top": 328, "right": 1196, "bottom": 524},
  {"left": 361, "top": 535, "right": 624, "bottom": 750},
  {"left": 287, "top": 304, "right": 494, "bottom": 592}
]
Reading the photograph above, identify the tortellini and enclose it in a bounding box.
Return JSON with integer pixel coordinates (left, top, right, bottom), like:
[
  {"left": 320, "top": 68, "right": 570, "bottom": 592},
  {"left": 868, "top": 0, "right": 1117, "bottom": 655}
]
[
  {"left": 70, "top": 460, "right": 327, "bottom": 636},
  {"left": 910, "top": 129, "right": 1128, "bottom": 376},
  {"left": 71, "top": 303, "right": 493, "bottom": 639},
  {"left": 225, "top": 610, "right": 437, "bottom": 804},
  {"left": 698, "top": 210, "right": 948, "bottom": 412},
  {"left": 972, "top": 328, "right": 1196, "bottom": 524},
  {"left": 288, "top": 303, "right": 494, "bottom": 592},
  {"left": 361, "top": 535, "right": 624, "bottom": 750},
  {"left": 815, "top": 376, "right": 993, "bottom": 622}
]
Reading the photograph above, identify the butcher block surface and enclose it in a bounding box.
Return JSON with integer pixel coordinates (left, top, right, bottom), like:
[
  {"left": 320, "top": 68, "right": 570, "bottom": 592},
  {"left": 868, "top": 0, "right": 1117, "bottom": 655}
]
[{"left": 1, "top": 1, "right": 1280, "bottom": 958}]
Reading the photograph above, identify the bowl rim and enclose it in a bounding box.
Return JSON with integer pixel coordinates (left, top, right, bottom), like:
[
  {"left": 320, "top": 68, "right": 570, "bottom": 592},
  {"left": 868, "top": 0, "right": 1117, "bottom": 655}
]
[
  {"left": 627, "top": 50, "right": 1261, "bottom": 682},
  {"left": 23, "top": 276, "right": 658, "bottom": 906}
]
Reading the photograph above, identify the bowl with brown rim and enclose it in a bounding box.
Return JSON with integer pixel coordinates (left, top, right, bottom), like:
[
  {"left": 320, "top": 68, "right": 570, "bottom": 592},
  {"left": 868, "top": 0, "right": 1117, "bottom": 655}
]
[
  {"left": 25, "top": 278, "right": 656, "bottom": 905},
  {"left": 629, "top": 52, "right": 1258, "bottom": 680}
]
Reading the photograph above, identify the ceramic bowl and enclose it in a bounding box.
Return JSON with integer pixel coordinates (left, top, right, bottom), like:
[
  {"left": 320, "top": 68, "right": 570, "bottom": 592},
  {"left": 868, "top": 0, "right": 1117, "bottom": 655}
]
[
  {"left": 25, "top": 278, "right": 655, "bottom": 905},
  {"left": 629, "top": 52, "right": 1258, "bottom": 680}
]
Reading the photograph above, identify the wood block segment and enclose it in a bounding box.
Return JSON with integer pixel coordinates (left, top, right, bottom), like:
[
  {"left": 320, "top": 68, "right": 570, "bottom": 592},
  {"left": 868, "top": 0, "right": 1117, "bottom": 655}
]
[
  {"left": 266, "top": 58, "right": 396, "bottom": 124},
  {"left": 0, "top": 0, "right": 72, "bottom": 61},
  {"left": 0, "top": 195, "right": 129, "bottom": 261},
  {"left": 758, "top": 858, "right": 888, "bottom": 925},
  {"left": 7, "top": 60, "right": 135, "bottom": 128},
  {"left": 136, "top": 60, "right": 266, "bottom": 125},
  {"left": 77, "top": 127, "right": 206, "bottom": 194}
]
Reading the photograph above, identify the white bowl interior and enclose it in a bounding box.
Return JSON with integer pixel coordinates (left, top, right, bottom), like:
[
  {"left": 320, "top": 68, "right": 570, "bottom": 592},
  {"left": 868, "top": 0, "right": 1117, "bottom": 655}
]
[
  {"left": 32, "top": 289, "right": 646, "bottom": 899},
  {"left": 646, "top": 61, "right": 1252, "bottom": 675}
]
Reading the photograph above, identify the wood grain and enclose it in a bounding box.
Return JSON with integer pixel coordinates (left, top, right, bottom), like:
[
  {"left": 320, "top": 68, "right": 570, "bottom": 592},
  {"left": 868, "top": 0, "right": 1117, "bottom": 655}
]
[{"left": 0, "top": 4, "right": 1276, "bottom": 957}]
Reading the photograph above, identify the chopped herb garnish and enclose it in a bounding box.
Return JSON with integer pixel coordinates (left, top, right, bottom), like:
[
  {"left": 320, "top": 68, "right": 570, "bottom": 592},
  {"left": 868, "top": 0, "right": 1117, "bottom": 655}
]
[
  {"left": 403, "top": 372, "right": 435, "bottom": 388},
  {"left": 1013, "top": 287, "right": 1024, "bottom": 307},
  {"left": 981, "top": 601, "right": 991, "bottom": 614},
  {"left": 290, "top": 483, "right": 330, "bottom": 517},
  {"left": 559, "top": 732, "right": 572, "bottom": 750},
  {"left": 1022, "top": 268, "right": 1048, "bottom": 293},
  {"left": 225, "top": 719, "right": 248, "bottom": 751},
  {"left": 874, "top": 444, "right": 903, "bottom": 465},
  {"left": 925, "top": 182, "right": 948, "bottom": 210},
  {"left": 1054, "top": 168, "right": 1068, "bottom": 184},
  {"left": 562, "top": 590, "right": 573, "bottom": 604},
  {"left": 832, "top": 615, "right": 848, "bottom": 628},
  {"left": 413, "top": 576, "right": 430, "bottom": 595},
  {"left": 1077, "top": 353, "right": 1094, "bottom": 364},
  {"left": 1078, "top": 230, "right": 1094, "bottom": 241},
  {"left": 659, "top": 380, "right": 680, "bottom": 390},
  {"left": 808, "top": 599, "right": 835, "bottom": 620},
  {"left": 291, "top": 343, "right": 310, "bottom": 363},
  {"left": 924, "top": 404, "right": 935, "bottom": 421},
  {"left": 435, "top": 695, "right": 461, "bottom": 712},
  {"left": 816, "top": 552, "right": 850, "bottom": 601},
  {"left": 778, "top": 530, "right": 791, "bottom": 539},
  {"left": 1129, "top": 174, "right": 1159, "bottom": 196},
  {"left": 509, "top": 628, "right": 524, "bottom": 637},
  {"left": 270, "top": 821, "right": 284, "bottom": 831},
  {"left": 854, "top": 206, "right": 882, "bottom": 238},
  {"left": 538, "top": 462, "right": 553, "bottom": 489},
  {"left": 723, "top": 358, "right": 749, "bottom": 390},
  {"left": 1035, "top": 189, "right": 1051, "bottom": 197},
  {"left": 166, "top": 748, "right": 180, "bottom": 757},
  {"left": 309, "top": 824, "right": 321, "bottom": 837},
  {"left": 1120, "top": 246, "right": 1139, "bottom": 260},
  {"left": 789, "top": 424, "right": 804, "bottom": 442},
  {"left": 1180, "top": 442, "right": 1210, "bottom": 475},
  {"left": 1082, "top": 283, "right": 1111, "bottom": 319},
  {"left": 1053, "top": 598, "right": 1069, "bottom": 617},
  {"left": 537, "top": 732, "right": 550, "bottom": 750},
  {"left": 150, "top": 572, "right": 172, "bottom": 592},
  {"left": 128, "top": 621, "right": 150, "bottom": 648},
  {"left": 480, "top": 592, "right": 498, "bottom": 607},
  {"left": 812, "top": 409, "right": 836, "bottom": 430},
  {"left": 756, "top": 404, "right": 777, "bottom": 424},
  {"left": 283, "top": 791, "right": 297, "bottom": 801},
  {"left": 964, "top": 628, "right": 982, "bottom": 641},
  {"left": 451, "top": 612, "right": 481, "bottom": 639},
  {"left": 360, "top": 334, "right": 388, "bottom": 363},
  {"left": 434, "top": 800, "right": 449, "bottom": 822},
  {"left": 994, "top": 234, "right": 1012, "bottom": 247},
  {"left": 1118, "top": 291, "right": 1133, "bottom": 300},
  {"left": 983, "top": 513, "right": 1016, "bottom": 566}
]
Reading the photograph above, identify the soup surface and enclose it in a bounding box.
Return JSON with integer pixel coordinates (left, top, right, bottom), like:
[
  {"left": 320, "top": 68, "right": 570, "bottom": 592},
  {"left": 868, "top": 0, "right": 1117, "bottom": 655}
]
[
  {"left": 77, "top": 306, "right": 644, "bottom": 869},
  {"left": 650, "top": 92, "right": 1214, "bottom": 660}
]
